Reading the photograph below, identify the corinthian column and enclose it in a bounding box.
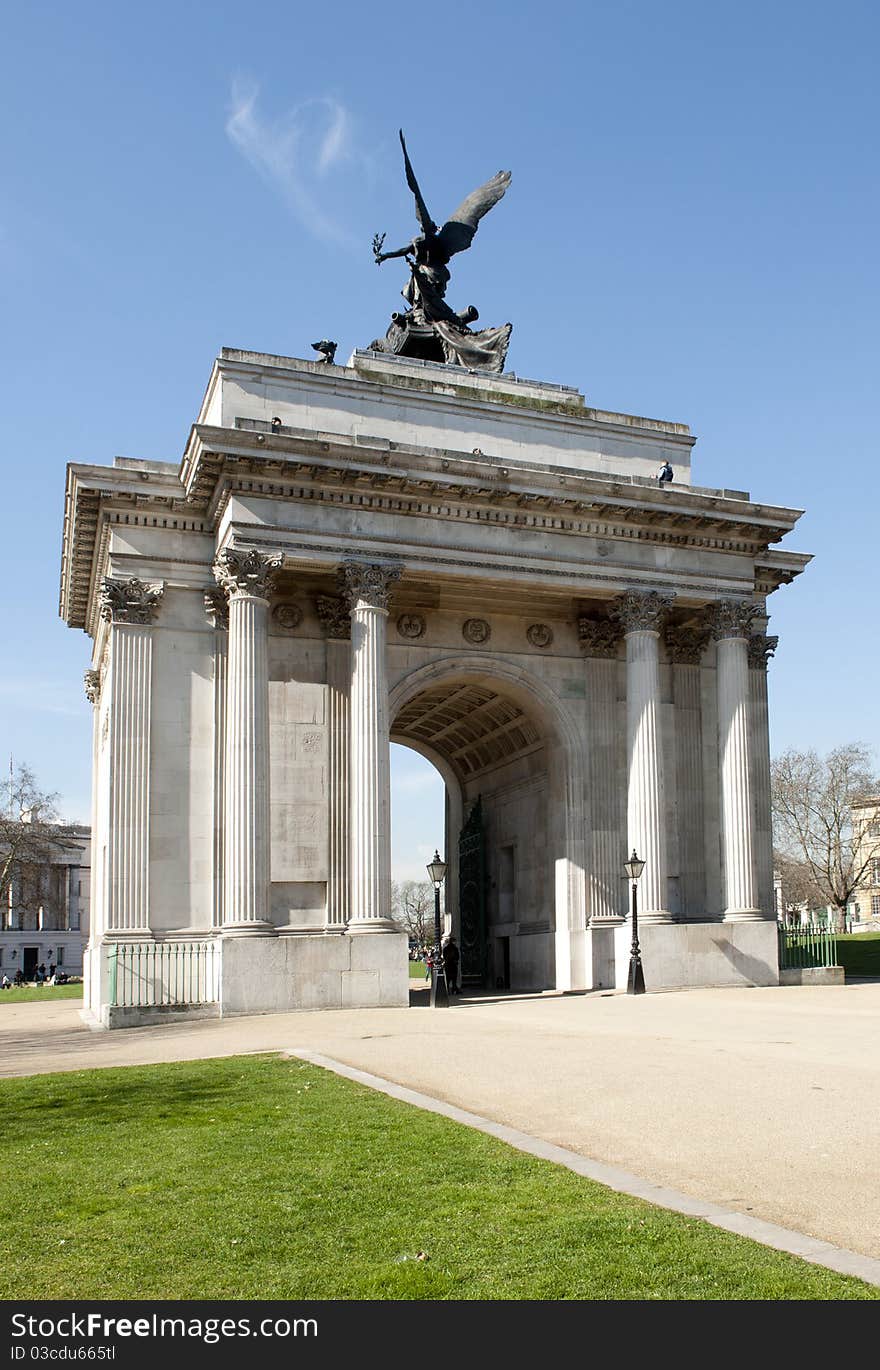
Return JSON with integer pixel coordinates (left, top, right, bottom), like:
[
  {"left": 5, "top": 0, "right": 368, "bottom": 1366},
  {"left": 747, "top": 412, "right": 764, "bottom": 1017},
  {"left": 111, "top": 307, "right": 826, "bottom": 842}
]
[
  {"left": 214, "top": 548, "right": 282, "bottom": 932},
  {"left": 611, "top": 590, "right": 674, "bottom": 922},
  {"left": 749, "top": 630, "right": 778, "bottom": 920},
  {"left": 205, "top": 590, "right": 229, "bottom": 928},
  {"left": 99, "top": 578, "right": 164, "bottom": 932},
  {"left": 710, "top": 599, "right": 761, "bottom": 920},
  {"left": 340, "top": 562, "right": 401, "bottom": 932},
  {"left": 316, "top": 595, "right": 351, "bottom": 929},
  {"left": 578, "top": 615, "right": 625, "bottom": 922}
]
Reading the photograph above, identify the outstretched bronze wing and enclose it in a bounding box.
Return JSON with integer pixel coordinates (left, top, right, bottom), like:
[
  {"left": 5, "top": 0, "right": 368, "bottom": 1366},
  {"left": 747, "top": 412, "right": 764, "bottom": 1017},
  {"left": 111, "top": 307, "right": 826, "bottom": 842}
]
[
  {"left": 436, "top": 169, "right": 512, "bottom": 258},
  {"left": 399, "top": 130, "right": 436, "bottom": 236}
]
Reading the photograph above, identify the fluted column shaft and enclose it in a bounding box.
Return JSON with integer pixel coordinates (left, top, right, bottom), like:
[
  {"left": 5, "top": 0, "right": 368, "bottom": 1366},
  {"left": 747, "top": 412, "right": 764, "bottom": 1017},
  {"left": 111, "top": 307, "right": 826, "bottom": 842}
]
[
  {"left": 317, "top": 595, "right": 353, "bottom": 929},
  {"left": 224, "top": 593, "right": 272, "bottom": 927},
  {"left": 205, "top": 594, "right": 228, "bottom": 930},
  {"left": 106, "top": 625, "right": 153, "bottom": 931},
  {"left": 712, "top": 601, "right": 760, "bottom": 920},
  {"left": 214, "top": 548, "right": 282, "bottom": 932},
  {"left": 326, "top": 639, "right": 351, "bottom": 928},
  {"left": 98, "top": 578, "right": 165, "bottom": 936},
  {"left": 665, "top": 625, "right": 710, "bottom": 921},
  {"left": 674, "top": 664, "right": 705, "bottom": 920},
  {"left": 579, "top": 617, "right": 625, "bottom": 922},
  {"left": 341, "top": 563, "right": 401, "bottom": 931},
  {"left": 349, "top": 603, "right": 392, "bottom": 928},
  {"left": 612, "top": 592, "right": 674, "bottom": 923},
  {"left": 626, "top": 632, "right": 670, "bottom": 919}
]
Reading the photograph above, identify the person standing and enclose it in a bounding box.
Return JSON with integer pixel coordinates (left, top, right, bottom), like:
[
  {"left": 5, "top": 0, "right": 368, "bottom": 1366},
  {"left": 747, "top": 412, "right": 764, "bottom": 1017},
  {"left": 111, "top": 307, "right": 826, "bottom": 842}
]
[{"left": 442, "top": 935, "right": 460, "bottom": 996}]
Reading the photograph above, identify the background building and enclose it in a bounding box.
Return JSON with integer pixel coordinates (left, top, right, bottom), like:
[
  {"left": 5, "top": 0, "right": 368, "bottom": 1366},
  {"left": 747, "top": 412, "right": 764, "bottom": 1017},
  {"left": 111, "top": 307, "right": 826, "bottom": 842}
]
[
  {"left": 852, "top": 797, "right": 880, "bottom": 927},
  {"left": 1, "top": 824, "right": 91, "bottom": 977}
]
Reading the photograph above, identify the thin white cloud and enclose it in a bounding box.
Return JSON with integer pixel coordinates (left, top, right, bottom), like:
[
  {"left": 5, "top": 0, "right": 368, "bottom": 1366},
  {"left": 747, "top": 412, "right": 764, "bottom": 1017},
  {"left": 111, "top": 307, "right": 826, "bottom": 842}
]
[{"left": 225, "top": 81, "right": 360, "bottom": 248}]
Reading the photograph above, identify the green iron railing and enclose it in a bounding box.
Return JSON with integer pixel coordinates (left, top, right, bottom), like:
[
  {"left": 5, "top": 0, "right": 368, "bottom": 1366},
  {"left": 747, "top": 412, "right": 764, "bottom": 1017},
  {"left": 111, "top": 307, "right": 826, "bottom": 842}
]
[
  {"left": 778, "top": 924, "right": 840, "bottom": 970},
  {"left": 108, "top": 940, "right": 220, "bottom": 1008}
]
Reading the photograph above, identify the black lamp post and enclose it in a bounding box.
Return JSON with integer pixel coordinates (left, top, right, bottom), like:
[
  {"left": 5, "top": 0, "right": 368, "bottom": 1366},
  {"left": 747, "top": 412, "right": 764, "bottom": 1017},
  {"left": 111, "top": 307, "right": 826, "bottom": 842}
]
[
  {"left": 426, "top": 850, "right": 449, "bottom": 1008},
  {"left": 623, "top": 849, "right": 646, "bottom": 995}
]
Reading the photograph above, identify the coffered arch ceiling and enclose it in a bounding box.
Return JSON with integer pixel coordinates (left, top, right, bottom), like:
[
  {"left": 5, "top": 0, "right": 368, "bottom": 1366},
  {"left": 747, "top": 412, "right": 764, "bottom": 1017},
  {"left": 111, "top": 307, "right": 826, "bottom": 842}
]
[{"left": 391, "top": 680, "right": 544, "bottom": 784}]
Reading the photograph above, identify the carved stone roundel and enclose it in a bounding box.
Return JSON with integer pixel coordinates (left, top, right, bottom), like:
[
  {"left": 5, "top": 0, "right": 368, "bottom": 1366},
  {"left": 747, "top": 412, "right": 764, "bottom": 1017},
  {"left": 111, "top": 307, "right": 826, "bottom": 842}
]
[
  {"left": 397, "top": 613, "right": 426, "bottom": 640},
  {"left": 462, "top": 618, "right": 491, "bottom": 645},
  {"left": 526, "top": 623, "right": 553, "bottom": 648},
  {"left": 273, "top": 603, "right": 303, "bottom": 631}
]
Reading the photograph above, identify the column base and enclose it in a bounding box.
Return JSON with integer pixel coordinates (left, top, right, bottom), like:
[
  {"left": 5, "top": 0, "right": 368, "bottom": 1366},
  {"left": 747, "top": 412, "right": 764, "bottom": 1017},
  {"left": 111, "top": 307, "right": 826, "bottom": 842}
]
[
  {"left": 221, "top": 920, "right": 277, "bottom": 937},
  {"left": 347, "top": 918, "right": 401, "bottom": 935},
  {"left": 638, "top": 910, "right": 676, "bottom": 925},
  {"left": 723, "top": 909, "right": 763, "bottom": 923}
]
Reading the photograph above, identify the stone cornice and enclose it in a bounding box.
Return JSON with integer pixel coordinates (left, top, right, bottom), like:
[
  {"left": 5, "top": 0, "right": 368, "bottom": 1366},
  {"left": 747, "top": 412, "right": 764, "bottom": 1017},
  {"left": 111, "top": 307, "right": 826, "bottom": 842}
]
[
  {"left": 60, "top": 430, "right": 810, "bottom": 636},
  {"left": 182, "top": 423, "right": 802, "bottom": 544}
]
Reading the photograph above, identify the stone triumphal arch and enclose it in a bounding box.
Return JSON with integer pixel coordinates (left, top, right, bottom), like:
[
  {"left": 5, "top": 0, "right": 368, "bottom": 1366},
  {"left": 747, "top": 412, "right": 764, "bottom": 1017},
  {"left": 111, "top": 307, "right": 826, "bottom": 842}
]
[{"left": 60, "top": 347, "right": 809, "bottom": 1026}]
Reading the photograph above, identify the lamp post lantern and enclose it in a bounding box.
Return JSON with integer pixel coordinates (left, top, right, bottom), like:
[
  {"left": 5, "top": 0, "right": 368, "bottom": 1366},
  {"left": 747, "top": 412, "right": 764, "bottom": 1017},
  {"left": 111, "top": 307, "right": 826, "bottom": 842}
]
[
  {"left": 426, "top": 850, "right": 449, "bottom": 1008},
  {"left": 623, "top": 849, "right": 646, "bottom": 995}
]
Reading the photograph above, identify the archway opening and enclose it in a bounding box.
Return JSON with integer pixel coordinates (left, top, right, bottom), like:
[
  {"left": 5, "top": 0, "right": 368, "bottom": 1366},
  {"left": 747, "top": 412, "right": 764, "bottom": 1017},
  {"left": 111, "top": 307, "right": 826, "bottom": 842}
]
[{"left": 390, "top": 672, "right": 569, "bottom": 992}]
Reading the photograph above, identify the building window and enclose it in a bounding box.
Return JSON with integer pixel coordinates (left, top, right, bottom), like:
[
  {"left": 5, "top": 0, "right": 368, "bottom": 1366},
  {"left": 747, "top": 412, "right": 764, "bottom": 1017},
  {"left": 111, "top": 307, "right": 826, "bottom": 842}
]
[
  {"left": 871, "top": 858, "right": 880, "bottom": 885},
  {"left": 56, "top": 948, "right": 64, "bottom": 966},
  {"left": 872, "top": 895, "right": 880, "bottom": 919}
]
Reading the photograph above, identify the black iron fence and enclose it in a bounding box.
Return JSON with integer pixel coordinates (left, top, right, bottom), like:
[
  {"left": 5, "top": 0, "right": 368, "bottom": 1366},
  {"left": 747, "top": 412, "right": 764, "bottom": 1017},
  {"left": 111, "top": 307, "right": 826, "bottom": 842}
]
[{"left": 778, "top": 924, "right": 840, "bottom": 970}]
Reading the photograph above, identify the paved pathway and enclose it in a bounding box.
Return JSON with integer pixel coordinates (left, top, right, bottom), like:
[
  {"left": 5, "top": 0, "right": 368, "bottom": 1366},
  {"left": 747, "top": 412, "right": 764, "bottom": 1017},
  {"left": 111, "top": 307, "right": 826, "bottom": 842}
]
[{"left": 2, "top": 984, "right": 879, "bottom": 1272}]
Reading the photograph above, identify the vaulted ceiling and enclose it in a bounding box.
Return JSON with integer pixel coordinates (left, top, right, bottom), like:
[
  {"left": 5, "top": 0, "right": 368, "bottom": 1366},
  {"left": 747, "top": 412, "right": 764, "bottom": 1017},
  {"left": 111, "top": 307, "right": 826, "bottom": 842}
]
[{"left": 392, "top": 681, "right": 543, "bottom": 781}]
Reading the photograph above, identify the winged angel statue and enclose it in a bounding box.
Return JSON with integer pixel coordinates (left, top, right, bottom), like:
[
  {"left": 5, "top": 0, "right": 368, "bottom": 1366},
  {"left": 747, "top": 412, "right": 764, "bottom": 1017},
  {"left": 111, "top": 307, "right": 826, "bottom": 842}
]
[{"left": 369, "top": 131, "right": 513, "bottom": 373}]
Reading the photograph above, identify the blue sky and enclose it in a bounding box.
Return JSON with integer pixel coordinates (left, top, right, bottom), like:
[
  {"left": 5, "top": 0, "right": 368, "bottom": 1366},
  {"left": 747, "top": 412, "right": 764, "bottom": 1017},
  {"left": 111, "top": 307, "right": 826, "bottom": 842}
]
[{"left": 2, "top": 1, "right": 877, "bottom": 874}]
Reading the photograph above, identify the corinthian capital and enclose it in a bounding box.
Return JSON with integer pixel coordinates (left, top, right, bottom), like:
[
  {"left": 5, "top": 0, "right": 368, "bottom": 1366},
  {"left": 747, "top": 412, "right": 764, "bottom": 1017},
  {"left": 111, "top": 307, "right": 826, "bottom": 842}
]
[
  {"left": 708, "top": 599, "right": 760, "bottom": 641},
  {"left": 577, "top": 615, "right": 622, "bottom": 658},
  {"left": 213, "top": 548, "right": 283, "bottom": 600},
  {"left": 315, "top": 595, "right": 351, "bottom": 640},
  {"left": 665, "top": 623, "right": 710, "bottom": 665},
  {"left": 204, "top": 588, "right": 229, "bottom": 630},
  {"left": 84, "top": 670, "right": 101, "bottom": 704},
  {"left": 748, "top": 633, "right": 779, "bottom": 671},
  {"left": 338, "top": 562, "right": 402, "bottom": 612},
  {"left": 610, "top": 590, "right": 674, "bottom": 635},
  {"left": 99, "top": 578, "right": 165, "bottom": 625}
]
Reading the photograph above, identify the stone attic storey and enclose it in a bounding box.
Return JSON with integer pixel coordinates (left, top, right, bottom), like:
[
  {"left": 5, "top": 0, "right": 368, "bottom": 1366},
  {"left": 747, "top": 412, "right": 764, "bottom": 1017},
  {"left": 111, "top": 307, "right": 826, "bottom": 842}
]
[{"left": 59, "top": 346, "right": 810, "bottom": 1027}]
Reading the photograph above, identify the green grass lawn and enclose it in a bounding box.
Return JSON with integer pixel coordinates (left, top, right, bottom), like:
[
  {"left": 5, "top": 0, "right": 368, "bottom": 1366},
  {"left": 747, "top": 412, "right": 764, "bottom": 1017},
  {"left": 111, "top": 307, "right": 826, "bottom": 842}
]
[
  {"left": 835, "top": 933, "right": 880, "bottom": 977},
  {"left": 0, "top": 983, "right": 82, "bottom": 1005},
  {"left": 0, "top": 1055, "right": 875, "bottom": 1301},
  {"left": 409, "top": 959, "right": 429, "bottom": 979}
]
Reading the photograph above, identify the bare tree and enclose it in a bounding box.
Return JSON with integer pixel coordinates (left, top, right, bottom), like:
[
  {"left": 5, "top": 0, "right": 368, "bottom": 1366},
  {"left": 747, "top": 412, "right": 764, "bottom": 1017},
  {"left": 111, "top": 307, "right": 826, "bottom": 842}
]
[
  {"left": 0, "top": 764, "right": 61, "bottom": 927},
  {"left": 771, "top": 744, "right": 880, "bottom": 930},
  {"left": 391, "top": 879, "right": 435, "bottom": 949}
]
